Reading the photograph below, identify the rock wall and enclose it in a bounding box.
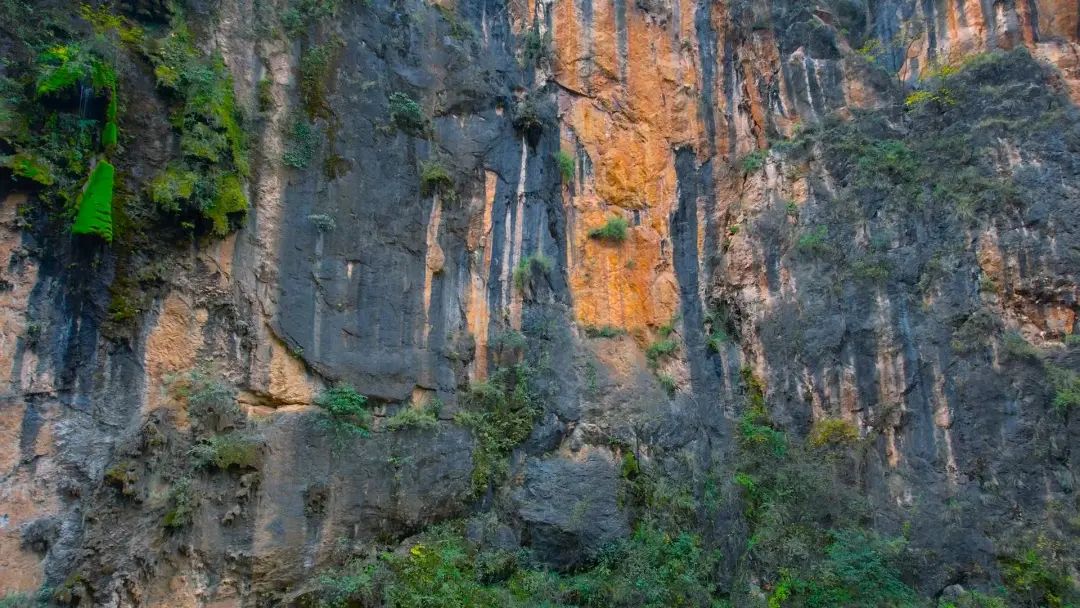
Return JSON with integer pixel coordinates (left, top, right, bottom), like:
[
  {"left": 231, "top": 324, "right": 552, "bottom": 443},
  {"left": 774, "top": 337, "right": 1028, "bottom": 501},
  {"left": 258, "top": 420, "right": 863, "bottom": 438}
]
[{"left": 0, "top": 0, "right": 1078, "bottom": 605}]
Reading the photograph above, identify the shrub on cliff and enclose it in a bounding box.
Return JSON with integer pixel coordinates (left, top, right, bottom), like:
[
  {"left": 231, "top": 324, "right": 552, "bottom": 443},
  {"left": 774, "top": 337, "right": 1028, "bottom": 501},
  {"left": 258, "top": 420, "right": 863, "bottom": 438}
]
[
  {"left": 190, "top": 432, "right": 264, "bottom": 470},
  {"left": 588, "top": 216, "right": 629, "bottom": 242},
  {"left": 555, "top": 150, "right": 575, "bottom": 182},
  {"left": 512, "top": 254, "right": 553, "bottom": 292},
  {"left": 315, "top": 385, "right": 372, "bottom": 449},
  {"left": 455, "top": 365, "right": 539, "bottom": 493},
  {"left": 389, "top": 92, "right": 427, "bottom": 136},
  {"left": 419, "top": 160, "right": 453, "bottom": 197}
]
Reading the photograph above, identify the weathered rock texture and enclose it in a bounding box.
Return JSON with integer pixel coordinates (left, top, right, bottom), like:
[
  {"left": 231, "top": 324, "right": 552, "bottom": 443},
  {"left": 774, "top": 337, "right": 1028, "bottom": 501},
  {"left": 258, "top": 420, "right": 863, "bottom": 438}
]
[{"left": 1, "top": 0, "right": 1078, "bottom": 605}]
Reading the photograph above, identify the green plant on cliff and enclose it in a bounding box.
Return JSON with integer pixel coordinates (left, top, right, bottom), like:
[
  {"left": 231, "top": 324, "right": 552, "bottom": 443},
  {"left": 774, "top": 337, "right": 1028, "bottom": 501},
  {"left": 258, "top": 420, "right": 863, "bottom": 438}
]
[
  {"left": 162, "top": 477, "right": 197, "bottom": 529},
  {"left": 419, "top": 160, "right": 453, "bottom": 197},
  {"left": 808, "top": 417, "right": 859, "bottom": 448},
  {"left": 283, "top": 0, "right": 346, "bottom": 37},
  {"left": 999, "top": 541, "right": 1079, "bottom": 608},
  {"left": 732, "top": 369, "right": 917, "bottom": 607},
  {"left": 144, "top": 13, "right": 250, "bottom": 235},
  {"left": 645, "top": 338, "right": 677, "bottom": 366},
  {"left": 190, "top": 432, "right": 263, "bottom": 470},
  {"left": 283, "top": 116, "right": 320, "bottom": 168},
  {"left": 740, "top": 148, "right": 767, "bottom": 173},
  {"left": 71, "top": 161, "right": 115, "bottom": 241},
  {"left": 520, "top": 25, "right": 552, "bottom": 67},
  {"left": 385, "top": 400, "right": 441, "bottom": 432},
  {"left": 455, "top": 364, "right": 539, "bottom": 493},
  {"left": 299, "top": 41, "right": 339, "bottom": 119},
  {"left": 389, "top": 91, "right": 427, "bottom": 136},
  {"left": 0, "top": 592, "right": 34, "bottom": 608},
  {"left": 1047, "top": 365, "right": 1080, "bottom": 413},
  {"left": 555, "top": 149, "right": 575, "bottom": 182},
  {"left": 315, "top": 385, "right": 372, "bottom": 449},
  {"left": 512, "top": 253, "right": 553, "bottom": 291},
  {"left": 588, "top": 216, "right": 629, "bottom": 242}
]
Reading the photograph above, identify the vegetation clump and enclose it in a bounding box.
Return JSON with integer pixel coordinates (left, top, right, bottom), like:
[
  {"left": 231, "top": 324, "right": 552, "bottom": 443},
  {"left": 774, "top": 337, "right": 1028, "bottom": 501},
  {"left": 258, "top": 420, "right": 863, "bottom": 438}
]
[
  {"left": 455, "top": 365, "right": 539, "bottom": 493},
  {"left": 419, "top": 160, "right": 453, "bottom": 197},
  {"left": 740, "top": 148, "right": 766, "bottom": 172},
  {"left": 388, "top": 92, "right": 427, "bottom": 136},
  {"left": 385, "top": 400, "right": 441, "bottom": 432},
  {"left": 808, "top": 417, "right": 859, "bottom": 448},
  {"left": 144, "top": 14, "right": 250, "bottom": 235},
  {"left": 298, "top": 42, "right": 338, "bottom": 119},
  {"left": 584, "top": 324, "right": 625, "bottom": 338},
  {"left": 315, "top": 385, "right": 372, "bottom": 449},
  {"left": 71, "top": 161, "right": 115, "bottom": 241},
  {"left": 588, "top": 216, "right": 629, "bottom": 242},
  {"left": 512, "top": 253, "right": 553, "bottom": 291},
  {"left": 283, "top": 117, "right": 320, "bottom": 169},
  {"left": 555, "top": 149, "right": 574, "bottom": 182},
  {"left": 162, "top": 478, "right": 196, "bottom": 529},
  {"left": 190, "top": 432, "right": 263, "bottom": 470},
  {"left": 645, "top": 338, "right": 677, "bottom": 366}
]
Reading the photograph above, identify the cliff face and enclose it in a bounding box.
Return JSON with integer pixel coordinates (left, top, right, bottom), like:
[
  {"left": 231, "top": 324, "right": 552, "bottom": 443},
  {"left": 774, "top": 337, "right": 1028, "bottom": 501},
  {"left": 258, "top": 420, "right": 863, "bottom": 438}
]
[{"left": 0, "top": 0, "right": 1078, "bottom": 606}]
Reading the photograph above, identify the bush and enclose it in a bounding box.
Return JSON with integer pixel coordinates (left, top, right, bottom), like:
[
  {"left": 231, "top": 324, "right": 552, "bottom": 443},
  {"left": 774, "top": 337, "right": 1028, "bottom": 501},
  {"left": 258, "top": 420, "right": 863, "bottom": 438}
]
[
  {"left": 1001, "top": 542, "right": 1078, "bottom": 607},
  {"left": 299, "top": 42, "right": 339, "bottom": 119},
  {"left": 795, "top": 225, "right": 831, "bottom": 257},
  {"left": 657, "top": 372, "right": 677, "bottom": 395},
  {"left": 520, "top": 26, "right": 552, "bottom": 66},
  {"left": 645, "top": 338, "right": 677, "bottom": 365},
  {"left": 71, "top": 160, "right": 114, "bottom": 241},
  {"left": 511, "top": 94, "right": 545, "bottom": 138},
  {"left": 419, "top": 160, "right": 453, "bottom": 197},
  {"left": 555, "top": 150, "right": 574, "bottom": 182},
  {"left": 389, "top": 92, "right": 427, "bottom": 136},
  {"left": 1, "top": 152, "right": 56, "bottom": 185},
  {"left": 315, "top": 385, "right": 372, "bottom": 449},
  {"left": 308, "top": 213, "right": 336, "bottom": 232},
  {"left": 454, "top": 365, "right": 539, "bottom": 493},
  {"left": 206, "top": 173, "right": 248, "bottom": 236},
  {"left": 808, "top": 417, "right": 859, "bottom": 448},
  {"left": 584, "top": 324, "right": 625, "bottom": 338},
  {"left": 144, "top": 18, "right": 250, "bottom": 234},
  {"left": 1048, "top": 366, "right": 1080, "bottom": 412},
  {"left": 190, "top": 432, "right": 263, "bottom": 470},
  {"left": 0, "top": 593, "right": 34, "bottom": 608},
  {"left": 385, "top": 401, "right": 441, "bottom": 432},
  {"left": 512, "top": 254, "right": 553, "bottom": 291},
  {"left": 769, "top": 530, "right": 917, "bottom": 608},
  {"left": 175, "top": 369, "right": 238, "bottom": 429},
  {"left": 740, "top": 149, "right": 766, "bottom": 172},
  {"left": 588, "top": 216, "right": 629, "bottom": 242},
  {"left": 283, "top": 117, "right": 319, "bottom": 168},
  {"left": 162, "top": 478, "right": 196, "bottom": 529},
  {"left": 1002, "top": 333, "right": 1041, "bottom": 362}
]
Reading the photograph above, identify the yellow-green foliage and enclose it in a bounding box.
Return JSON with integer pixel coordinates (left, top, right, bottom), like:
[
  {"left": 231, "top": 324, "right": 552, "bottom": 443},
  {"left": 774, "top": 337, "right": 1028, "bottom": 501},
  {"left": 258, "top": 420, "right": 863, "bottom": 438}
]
[
  {"left": 588, "top": 216, "right": 629, "bottom": 242},
  {"left": 207, "top": 174, "right": 248, "bottom": 236},
  {"left": 149, "top": 165, "right": 198, "bottom": 212},
  {"left": 809, "top": 417, "right": 859, "bottom": 448},
  {"left": 555, "top": 149, "right": 574, "bottom": 182},
  {"left": 419, "top": 160, "right": 453, "bottom": 196},
  {"left": 145, "top": 15, "right": 249, "bottom": 234},
  {"left": 1, "top": 152, "right": 55, "bottom": 185},
  {"left": 190, "top": 433, "right": 263, "bottom": 470},
  {"left": 71, "top": 161, "right": 114, "bottom": 241},
  {"left": 454, "top": 365, "right": 539, "bottom": 493}
]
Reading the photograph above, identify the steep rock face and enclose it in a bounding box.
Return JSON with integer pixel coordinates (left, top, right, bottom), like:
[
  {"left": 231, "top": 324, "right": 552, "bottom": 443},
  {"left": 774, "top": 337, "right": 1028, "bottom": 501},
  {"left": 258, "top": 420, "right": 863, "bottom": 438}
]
[{"left": 0, "top": 0, "right": 1077, "bottom": 606}]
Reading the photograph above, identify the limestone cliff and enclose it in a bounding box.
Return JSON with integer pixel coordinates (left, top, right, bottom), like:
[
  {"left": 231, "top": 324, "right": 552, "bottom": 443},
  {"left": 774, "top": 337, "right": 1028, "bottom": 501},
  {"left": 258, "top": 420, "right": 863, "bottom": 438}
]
[{"left": 0, "top": 0, "right": 1078, "bottom": 606}]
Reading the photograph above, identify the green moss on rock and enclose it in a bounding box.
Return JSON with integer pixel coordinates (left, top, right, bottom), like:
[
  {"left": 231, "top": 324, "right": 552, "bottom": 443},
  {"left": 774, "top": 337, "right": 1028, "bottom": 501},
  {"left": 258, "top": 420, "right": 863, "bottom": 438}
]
[{"left": 71, "top": 160, "right": 114, "bottom": 241}]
